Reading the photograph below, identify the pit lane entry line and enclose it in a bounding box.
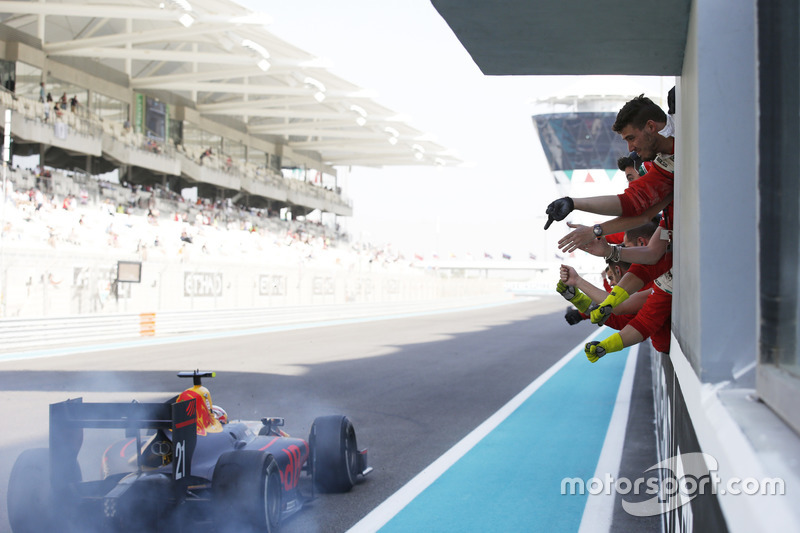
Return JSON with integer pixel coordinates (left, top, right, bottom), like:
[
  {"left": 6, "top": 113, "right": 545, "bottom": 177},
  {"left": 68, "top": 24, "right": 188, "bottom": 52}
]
[
  {"left": 348, "top": 328, "right": 636, "bottom": 533},
  {"left": 0, "top": 299, "right": 527, "bottom": 363}
]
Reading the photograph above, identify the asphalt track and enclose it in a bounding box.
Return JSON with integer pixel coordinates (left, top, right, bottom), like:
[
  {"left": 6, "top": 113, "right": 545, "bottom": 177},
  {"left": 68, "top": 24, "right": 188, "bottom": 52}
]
[{"left": 0, "top": 295, "right": 657, "bottom": 532}]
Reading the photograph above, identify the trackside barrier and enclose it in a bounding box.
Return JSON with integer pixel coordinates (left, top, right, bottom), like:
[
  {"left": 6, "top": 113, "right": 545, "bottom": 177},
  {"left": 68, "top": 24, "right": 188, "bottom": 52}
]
[
  {"left": 0, "top": 296, "right": 516, "bottom": 354},
  {"left": 139, "top": 312, "right": 156, "bottom": 336}
]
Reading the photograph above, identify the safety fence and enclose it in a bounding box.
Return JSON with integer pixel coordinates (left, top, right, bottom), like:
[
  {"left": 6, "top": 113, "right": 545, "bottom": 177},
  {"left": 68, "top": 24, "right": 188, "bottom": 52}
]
[{"left": 0, "top": 296, "right": 516, "bottom": 354}]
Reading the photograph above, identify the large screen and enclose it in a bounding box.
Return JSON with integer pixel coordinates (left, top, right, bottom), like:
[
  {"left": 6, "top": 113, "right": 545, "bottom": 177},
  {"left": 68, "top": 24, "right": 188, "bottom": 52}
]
[
  {"left": 145, "top": 96, "right": 167, "bottom": 141},
  {"left": 533, "top": 112, "right": 628, "bottom": 172},
  {"left": 117, "top": 261, "right": 142, "bottom": 283}
]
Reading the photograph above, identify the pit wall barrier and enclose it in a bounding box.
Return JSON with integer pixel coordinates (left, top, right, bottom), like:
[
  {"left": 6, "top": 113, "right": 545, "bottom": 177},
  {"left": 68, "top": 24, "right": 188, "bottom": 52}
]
[
  {"left": 0, "top": 297, "right": 513, "bottom": 354},
  {"left": 0, "top": 247, "right": 506, "bottom": 318},
  {"left": 0, "top": 247, "right": 511, "bottom": 351}
]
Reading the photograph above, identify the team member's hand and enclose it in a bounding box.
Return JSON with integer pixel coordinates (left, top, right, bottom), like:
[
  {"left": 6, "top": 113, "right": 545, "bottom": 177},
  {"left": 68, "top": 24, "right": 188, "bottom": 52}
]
[
  {"left": 560, "top": 264, "right": 581, "bottom": 286},
  {"left": 590, "top": 304, "right": 613, "bottom": 325},
  {"left": 556, "top": 279, "right": 575, "bottom": 300},
  {"left": 579, "top": 238, "right": 611, "bottom": 258},
  {"left": 565, "top": 308, "right": 585, "bottom": 325},
  {"left": 585, "top": 341, "right": 605, "bottom": 362},
  {"left": 585, "top": 333, "right": 623, "bottom": 363},
  {"left": 556, "top": 279, "right": 592, "bottom": 313},
  {"left": 558, "top": 223, "right": 595, "bottom": 253},
  {"left": 590, "top": 286, "right": 630, "bottom": 325},
  {"left": 544, "top": 197, "right": 574, "bottom": 230}
]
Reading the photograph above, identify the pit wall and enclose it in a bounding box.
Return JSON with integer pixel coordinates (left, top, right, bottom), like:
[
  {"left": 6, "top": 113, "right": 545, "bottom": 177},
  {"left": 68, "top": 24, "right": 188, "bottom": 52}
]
[{"left": 0, "top": 247, "right": 507, "bottom": 318}]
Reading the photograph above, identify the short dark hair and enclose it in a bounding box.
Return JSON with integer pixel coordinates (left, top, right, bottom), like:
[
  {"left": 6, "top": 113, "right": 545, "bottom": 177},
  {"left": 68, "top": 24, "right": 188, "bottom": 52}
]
[
  {"left": 606, "top": 259, "right": 632, "bottom": 272},
  {"left": 624, "top": 220, "right": 660, "bottom": 244},
  {"left": 613, "top": 95, "right": 667, "bottom": 132},
  {"left": 617, "top": 156, "right": 635, "bottom": 171}
]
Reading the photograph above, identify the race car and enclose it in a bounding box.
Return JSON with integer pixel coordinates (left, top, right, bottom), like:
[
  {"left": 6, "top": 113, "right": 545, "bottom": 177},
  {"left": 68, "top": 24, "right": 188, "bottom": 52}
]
[{"left": 7, "top": 371, "right": 371, "bottom": 532}]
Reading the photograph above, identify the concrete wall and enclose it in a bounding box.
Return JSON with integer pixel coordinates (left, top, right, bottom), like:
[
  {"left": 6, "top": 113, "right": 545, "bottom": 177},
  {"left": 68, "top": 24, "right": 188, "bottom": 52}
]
[
  {"left": 673, "top": 0, "right": 758, "bottom": 382},
  {"left": 0, "top": 247, "right": 505, "bottom": 318}
]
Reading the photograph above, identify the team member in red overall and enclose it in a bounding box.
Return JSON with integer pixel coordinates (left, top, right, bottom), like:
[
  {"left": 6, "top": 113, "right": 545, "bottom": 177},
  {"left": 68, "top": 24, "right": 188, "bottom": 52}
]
[
  {"left": 544, "top": 95, "right": 675, "bottom": 250},
  {"left": 556, "top": 221, "right": 670, "bottom": 355}
]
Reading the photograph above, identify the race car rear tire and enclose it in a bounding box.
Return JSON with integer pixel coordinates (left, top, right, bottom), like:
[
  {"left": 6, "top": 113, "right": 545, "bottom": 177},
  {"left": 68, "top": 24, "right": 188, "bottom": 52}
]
[
  {"left": 212, "top": 450, "right": 282, "bottom": 533},
  {"left": 7, "top": 448, "right": 56, "bottom": 533},
  {"left": 310, "top": 415, "right": 359, "bottom": 493}
]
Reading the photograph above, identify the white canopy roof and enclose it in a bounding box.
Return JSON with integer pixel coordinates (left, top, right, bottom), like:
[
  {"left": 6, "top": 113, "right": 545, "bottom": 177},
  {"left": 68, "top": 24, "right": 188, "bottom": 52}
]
[{"left": 0, "top": 0, "right": 460, "bottom": 168}]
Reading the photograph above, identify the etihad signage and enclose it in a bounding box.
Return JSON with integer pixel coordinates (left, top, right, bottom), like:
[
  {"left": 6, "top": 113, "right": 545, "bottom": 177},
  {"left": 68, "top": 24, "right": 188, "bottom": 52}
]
[
  {"left": 184, "top": 272, "right": 223, "bottom": 297},
  {"left": 258, "top": 274, "right": 286, "bottom": 296}
]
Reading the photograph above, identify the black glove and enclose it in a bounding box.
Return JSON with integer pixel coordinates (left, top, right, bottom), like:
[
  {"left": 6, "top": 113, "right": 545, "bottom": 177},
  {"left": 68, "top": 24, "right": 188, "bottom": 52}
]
[
  {"left": 544, "top": 197, "right": 574, "bottom": 229},
  {"left": 564, "top": 308, "right": 584, "bottom": 325}
]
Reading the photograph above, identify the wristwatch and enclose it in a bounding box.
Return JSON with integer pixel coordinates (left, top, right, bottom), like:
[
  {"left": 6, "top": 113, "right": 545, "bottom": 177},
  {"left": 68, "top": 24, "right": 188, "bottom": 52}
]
[{"left": 592, "top": 224, "right": 603, "bottom": 238}]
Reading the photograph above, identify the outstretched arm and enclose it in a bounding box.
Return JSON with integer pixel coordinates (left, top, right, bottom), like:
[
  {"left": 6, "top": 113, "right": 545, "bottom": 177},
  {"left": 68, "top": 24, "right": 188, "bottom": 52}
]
[
  {"left": 572, "top": 195, "right": 623, "bottom": 216},
  {"left": 545, "top": 195, "right": 622, "bottom": 229},
  {"left": 561, "top": 265, "right": 650, "bottom": 315},
  {"left": 558, "top": 195, "right": 672, "bottom": 253},
  {"left": 579, "top": 226, "right": 669, "bottom": 265},
  {"left": 560, "top": 264, "right": 608, "bottom": 303}
]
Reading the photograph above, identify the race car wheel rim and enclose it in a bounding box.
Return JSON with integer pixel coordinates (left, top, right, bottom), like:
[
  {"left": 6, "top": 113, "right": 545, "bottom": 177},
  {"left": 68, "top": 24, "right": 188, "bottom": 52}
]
[
  {"left": 344, "top": 424, "right": 358, "bottom": 483},
  {"left": 263, "top": 460, "right": 282, "bottom": 531}
]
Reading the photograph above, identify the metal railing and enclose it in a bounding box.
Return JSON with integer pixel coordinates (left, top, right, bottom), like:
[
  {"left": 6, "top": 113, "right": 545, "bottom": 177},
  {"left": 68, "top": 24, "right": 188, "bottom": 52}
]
[{"left": 0, "top": 296, "right": 514, "bottom": 355}]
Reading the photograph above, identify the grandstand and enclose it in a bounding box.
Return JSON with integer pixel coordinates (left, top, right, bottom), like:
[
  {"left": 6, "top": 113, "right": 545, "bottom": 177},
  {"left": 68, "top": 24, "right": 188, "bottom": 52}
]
[
  {"left": 0, "top": 0, "right": 460, "bottom": 218},
  {"left": 0, "top": 1, "right": 491, "bottom": 317}
]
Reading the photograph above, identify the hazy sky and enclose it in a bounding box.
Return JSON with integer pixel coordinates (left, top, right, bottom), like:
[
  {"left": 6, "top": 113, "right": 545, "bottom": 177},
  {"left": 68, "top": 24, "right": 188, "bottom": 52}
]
[{"left": 243, "top": 0, "right": 669, "bottom": 259}]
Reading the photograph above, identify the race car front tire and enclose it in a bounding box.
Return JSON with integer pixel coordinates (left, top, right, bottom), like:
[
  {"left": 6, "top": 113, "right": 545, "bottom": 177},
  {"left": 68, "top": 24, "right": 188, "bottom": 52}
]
[
  {"left": 212, "top": 450, "right": 282, "bottom": 533},
  {"left": 7, "top": 448, "right": 56, "bottom": 533},
  {"left": 310, "top": 415, "right": 359, "bottom": 493}
]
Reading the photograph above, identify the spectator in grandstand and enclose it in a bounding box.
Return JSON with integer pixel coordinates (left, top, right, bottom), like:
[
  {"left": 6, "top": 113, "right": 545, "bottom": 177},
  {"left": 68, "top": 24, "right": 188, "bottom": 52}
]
[
  {"left": 101, "top": 198, "right": 115, "bottom": 216},
  {"left": 145, "top": 138, "right": 161, "bottom": 154},
  {"left": 33, "top": 188, "right": 44, "bottom": 211}
]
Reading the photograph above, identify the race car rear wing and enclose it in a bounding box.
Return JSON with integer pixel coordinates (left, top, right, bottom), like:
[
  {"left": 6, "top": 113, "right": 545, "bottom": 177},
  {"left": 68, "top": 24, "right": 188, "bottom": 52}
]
[{"left": 49, "top": 398, "right": 197, "bottom": 493}]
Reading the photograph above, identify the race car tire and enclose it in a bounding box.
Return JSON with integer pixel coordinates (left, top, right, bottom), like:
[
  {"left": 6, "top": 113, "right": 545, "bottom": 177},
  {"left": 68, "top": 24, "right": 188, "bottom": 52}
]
[
  {"left": 7, "top": 448, "right": 56, "bottom": 533},
  {"left": 212, "top": 450, "right": 282, "bottom": 533},
  {"left": 310, "top": 415, "right": 358, "bottom": 493}
]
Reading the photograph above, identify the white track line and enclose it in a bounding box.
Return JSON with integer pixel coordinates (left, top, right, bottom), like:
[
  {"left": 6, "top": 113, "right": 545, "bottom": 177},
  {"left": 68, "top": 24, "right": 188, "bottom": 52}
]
[{"left": 577, "top": 344, "right": 640, "bottom": 533}]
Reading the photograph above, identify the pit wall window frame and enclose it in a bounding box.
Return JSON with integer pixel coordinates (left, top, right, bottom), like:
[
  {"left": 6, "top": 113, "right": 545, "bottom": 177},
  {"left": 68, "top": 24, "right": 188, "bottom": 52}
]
[{"left": 756, "top": 0, "right": 800, "bottom": 436}]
